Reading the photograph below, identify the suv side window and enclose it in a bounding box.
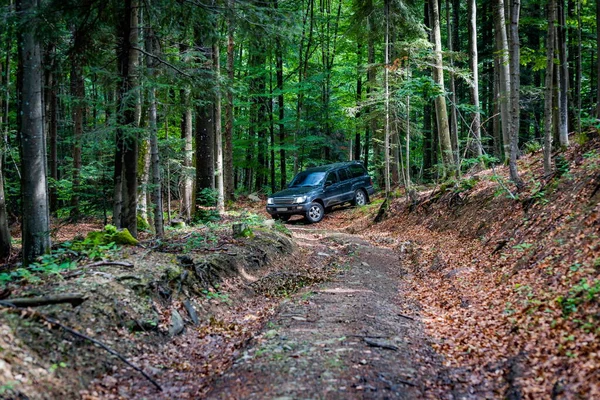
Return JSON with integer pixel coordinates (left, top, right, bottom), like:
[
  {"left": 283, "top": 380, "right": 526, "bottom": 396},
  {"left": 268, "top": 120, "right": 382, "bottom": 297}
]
[
  {"left": 349, "top": 164, "right": 366, "bottom": 178},
  {"left": 338, "top": 168, "right": 349, "bottom": 181},
  {"left": 325, "top": 171, "right": 339, "bottom": 185}
]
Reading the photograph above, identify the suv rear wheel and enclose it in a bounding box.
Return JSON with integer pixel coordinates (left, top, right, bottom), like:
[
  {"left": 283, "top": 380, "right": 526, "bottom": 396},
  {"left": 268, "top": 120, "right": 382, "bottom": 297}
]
[
  {"left": 305, "top": 202, "right": 324, "bottom": 223},
  {"left": 352, "top": 189, "right": 367, "bottom": 206}
]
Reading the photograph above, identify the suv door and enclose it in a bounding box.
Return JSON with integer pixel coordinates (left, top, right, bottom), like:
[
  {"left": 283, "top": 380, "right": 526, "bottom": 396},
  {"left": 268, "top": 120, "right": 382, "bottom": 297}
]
[
  {"left": 337, "top": 168, "right": 354, "bottom": 202},
  {"left": 322, "top": 171, "right": 342, "bottom": 207}
]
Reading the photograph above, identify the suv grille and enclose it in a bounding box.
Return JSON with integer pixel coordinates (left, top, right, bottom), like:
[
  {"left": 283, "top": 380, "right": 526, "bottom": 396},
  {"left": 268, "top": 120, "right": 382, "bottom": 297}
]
[{"left": 275, "top": 197, "right": 296, "bottom": 204}]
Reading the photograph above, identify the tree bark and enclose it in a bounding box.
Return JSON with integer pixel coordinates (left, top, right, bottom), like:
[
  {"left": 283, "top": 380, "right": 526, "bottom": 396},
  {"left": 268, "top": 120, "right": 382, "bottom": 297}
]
[
  {"left": 0, "top": 154, "right": 10, "bottom": 259},
  {"left": 354, "top": 40, "right": 362, "bottom": 162},
  {"left": 495, "top": 0, "right": 511, "bottom": 161},
  {"left": 383, "top": 0, "right": 391, "bottom": 195},
  {"left": 146, "top": 32, "right": 163, "bottom": 237},
  {"left": 447, "top": 0, "right": 460, "bottom": 165},
  {"left": 430, "top": 0, "right": 455, "bottom": 177},
  {"left": 468, "top": 0, "right": 483, "bottom": 160},
  {"left": 544, "top": 0, "right": 556, "bottom": 174},
  {"left": 114, "top": 0, "right": 140, "bottom": 237},
  {"left": 17, "top": 0, "right": 51, "bottom": 264},
  {"left": 214, "top": 42, "right": 224, "bottom": 214},
  {"left": 70, "top": 28, "right": 85, "bottom": 221},
  {"left": 179, "top": 44, "right": 193, "bottom": 221},
  {"left": 275, "top": 0, "right": 286, "bottom": 189},
  {"left": 597, "top": 0, "right": 600, "bottom": 117},
  {"left": 508, "top": 0, "right": 523, "bottom": 186},
  {"left": 224, "top": 0, "right": 235, "bottom": 201},
  {"left": 557, "top": 0, "right": 569, "bottom": 147}
]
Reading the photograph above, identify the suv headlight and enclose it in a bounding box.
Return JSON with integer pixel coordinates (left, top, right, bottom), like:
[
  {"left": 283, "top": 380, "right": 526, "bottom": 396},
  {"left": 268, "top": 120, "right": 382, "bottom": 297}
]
[
  {"left": 267, "top": 197, "right": 274, "bottom": 204},
  {"left": 294, "top": 196, "right": 307, "bottom": 203}
]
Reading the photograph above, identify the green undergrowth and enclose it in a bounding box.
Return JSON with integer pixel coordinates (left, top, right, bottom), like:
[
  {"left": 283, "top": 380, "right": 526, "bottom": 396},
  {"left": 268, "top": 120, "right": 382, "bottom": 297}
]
[{"left": 0, "top": 225, "right": 138, "bottom": 286}]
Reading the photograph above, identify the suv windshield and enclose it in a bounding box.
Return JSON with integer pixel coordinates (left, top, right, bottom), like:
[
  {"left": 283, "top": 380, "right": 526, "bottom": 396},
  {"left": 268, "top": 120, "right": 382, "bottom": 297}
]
[{"left": 289, "top": 171, "right": 326, "bottom": 187}]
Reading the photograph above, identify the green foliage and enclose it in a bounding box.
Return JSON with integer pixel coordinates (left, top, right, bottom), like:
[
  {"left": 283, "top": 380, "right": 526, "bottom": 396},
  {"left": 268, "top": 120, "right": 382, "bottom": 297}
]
[
  {"left": 557, "top": 279, "right": 600, "bottom": 317},
  {"left": 524, "top": 140, "right": 542, "bottom": 154},
  {"left": 197, "top": 188, "right": 218, "bottom": 207},
  {"left": 193, "top": 209, "right": 221, "bottom": 224}
]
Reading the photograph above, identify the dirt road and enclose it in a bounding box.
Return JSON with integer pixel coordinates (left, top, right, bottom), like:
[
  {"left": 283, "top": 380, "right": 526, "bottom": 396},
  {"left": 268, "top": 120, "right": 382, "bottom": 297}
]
[{"left": 206, "top": 226, "right": 442, "bottom": 399}]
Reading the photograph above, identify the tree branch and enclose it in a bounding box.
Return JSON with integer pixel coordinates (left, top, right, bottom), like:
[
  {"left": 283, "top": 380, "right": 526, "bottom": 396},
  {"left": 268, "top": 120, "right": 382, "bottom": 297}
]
[{"left": 131, "top": 46, "right": 192, "bottom": 78}]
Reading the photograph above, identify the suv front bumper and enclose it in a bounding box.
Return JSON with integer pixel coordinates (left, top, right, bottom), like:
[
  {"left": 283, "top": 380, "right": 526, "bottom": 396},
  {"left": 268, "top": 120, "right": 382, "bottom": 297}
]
[{"left": 266, "top": 203, "right": 311, "bottom": 216}]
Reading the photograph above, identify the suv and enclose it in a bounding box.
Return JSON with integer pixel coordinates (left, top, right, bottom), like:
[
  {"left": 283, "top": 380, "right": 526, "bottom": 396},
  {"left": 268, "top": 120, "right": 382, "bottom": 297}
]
[{"left": 266, "top": 161, "right": 375, "bottom": 223}]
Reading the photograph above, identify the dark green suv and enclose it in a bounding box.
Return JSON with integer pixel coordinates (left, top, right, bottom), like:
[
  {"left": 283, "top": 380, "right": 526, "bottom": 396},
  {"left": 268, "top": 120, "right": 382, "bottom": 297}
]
[{"left": 266, "top": 161, "right": 375, "bottom": 223}]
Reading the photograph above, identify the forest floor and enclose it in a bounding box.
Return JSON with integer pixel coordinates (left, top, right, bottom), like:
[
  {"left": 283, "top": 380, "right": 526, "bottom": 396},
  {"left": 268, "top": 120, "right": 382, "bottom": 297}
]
[{"left": 2, "top": 134, "right": 600, "bottom": 399}]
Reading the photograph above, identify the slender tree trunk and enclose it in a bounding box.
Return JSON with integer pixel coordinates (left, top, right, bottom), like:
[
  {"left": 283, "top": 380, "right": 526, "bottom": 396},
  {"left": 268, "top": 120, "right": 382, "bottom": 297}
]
[
  {"left": 383, "top": 0, "right": 390, "bottom": 195},
  {"left": 557, "top": 0, "right": 569, "bottom": 147},
  {"left": 146, "top": 32, "right": 163, "bottom": 237},
  {"left": 0, "top": 154, "right": 10, "bottom": 259},
  {"left": 447, "top": 0, "right": 459, "bottom": 165},
  {"left": 430, "top": 0, "right": 455, "bottom": 177},
  {"left": 508, "top": 0, "right": 523, "bottom": 185},
  {"left": 17, "top": 0, "right": 51, "bottom": 263},
  {"left": 0, "top": 9, "right": 11, "bottom": 255},
  {"left": 224, "top": 0, "right": 235, "bottom": 201},
  {"left": 214, "top": 42, "right": 224, "bottom": 214},
  {"left": 596, "top": 0, "right": 600, "bottom": 117},
  {"left": 354, "top": 40, "right": 362, "bottom": 162},
  {"left": 44, "top": 45, "right": 59, "bottom": 213},
  {"left": 468, "top": 0, "right": 483, "bottom": 159},
  {"left": 179, "top": 45, "right": 193, "bottom": 220},
  {"left": 70, "top": 30, "right": 85, "bottom": 221},
  {"left": 274, "top": 0, "right": 286, "bottom": 189},
  {"left": 495, "top": 0, "right": 511, "bottom": 161},
  {"left": 544, "top": 0, "right": 556, "bottom": 174},
  {"left": 138, "top": 139, "right": 150, "bottom": 226}
]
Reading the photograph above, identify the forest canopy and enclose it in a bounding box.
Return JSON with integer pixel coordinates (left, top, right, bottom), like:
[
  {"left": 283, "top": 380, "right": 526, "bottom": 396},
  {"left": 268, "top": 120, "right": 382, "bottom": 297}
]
[{"left": 0, "top": 0, "right": 598, "bottom": 263}]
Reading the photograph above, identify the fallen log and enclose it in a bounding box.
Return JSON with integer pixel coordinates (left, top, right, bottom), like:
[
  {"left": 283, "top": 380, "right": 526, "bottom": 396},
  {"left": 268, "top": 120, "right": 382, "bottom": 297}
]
[{"left": 0, "top": 293, "right": 87, "bottom": 308}]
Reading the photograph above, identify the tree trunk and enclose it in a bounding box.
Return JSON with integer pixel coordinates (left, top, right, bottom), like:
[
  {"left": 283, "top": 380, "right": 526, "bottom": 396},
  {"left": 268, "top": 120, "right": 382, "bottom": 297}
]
[
  {"left": 468, "top": 0, "right": 483, "bottom": 160},
  {"left": 447, "top": 0, "right": 460, "bottom": 166},
  {"left": 430, "top": 0, "right": 455, "bottom": 177},
  {"left": 544, "top": 0, "right": 556, "bottom": 174},
  {"left": 597, "top": 0, "right": 600, "bottom": 117},
  {"left": 383, "top": 0, "right": 390, "bottom": 195},
  {"left": 146, "top": 32, "right": 163, "bottom": 237},
  {"left": 17, "top": 0, "right": 51, "bottom": 264},
  {"left": 557, "top": 0, "right": 569, "bottom": 147},
  {"left": 495, "top": 0, "right": 511, "bottom": 161},
  {"left": 70, "top": 29, "right": 85, "bottom": 221},
  {"left": 214, "top": 42, "right": 225, "bottom": 214},
  {"left": 275, "top": 1, "right": 286, "bottom": 189},
  {"left": 354, "top": 40, "right": 362, "bottom": 162},
  {"left": 195, "top": 30, "right": 215, "bottom": 204},
  {"left": 508, "top": 0, "right": 522, "bottom": 185},
  {"left": 179, "top": 45, "right": 193, "bottom": 220},
  {"left": 114, "top": 0, "right": 140, "bottom": 237},
  {"left": 0, "top": 153, "right": 10, "bottom": 259},
  {"left": 224, "top": 0, "right": 235, "bottom": 201}
]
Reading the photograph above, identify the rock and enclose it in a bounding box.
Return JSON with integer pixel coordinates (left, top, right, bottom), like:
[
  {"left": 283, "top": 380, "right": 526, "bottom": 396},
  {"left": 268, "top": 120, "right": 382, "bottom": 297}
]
[
  {"left": 169, "top": 309, "right": 185, "bottom": 336},
  {"left": 170, "top": 219, "right": 186, "bottom": 229},
  {"left": 263, "top": 219, "right": 276, "bottom": 229},
  {"left": 248, "top": 193, "right": 261, "bottom": 202},
  {"left": 317, "top": 252, "right": 330, "bottom": 257},
  {"left": 183, "top": 300, "right": 199, "bottom": 325},
  {"left": 361, "top": 262, "right": 370, "bottom": 267}
]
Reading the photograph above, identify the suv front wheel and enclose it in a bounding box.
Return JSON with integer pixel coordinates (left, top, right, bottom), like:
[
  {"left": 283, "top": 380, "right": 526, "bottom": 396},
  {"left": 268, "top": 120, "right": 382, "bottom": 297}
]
[{"left": 305, "top": 202, "right": 324, "bottom": 223}]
